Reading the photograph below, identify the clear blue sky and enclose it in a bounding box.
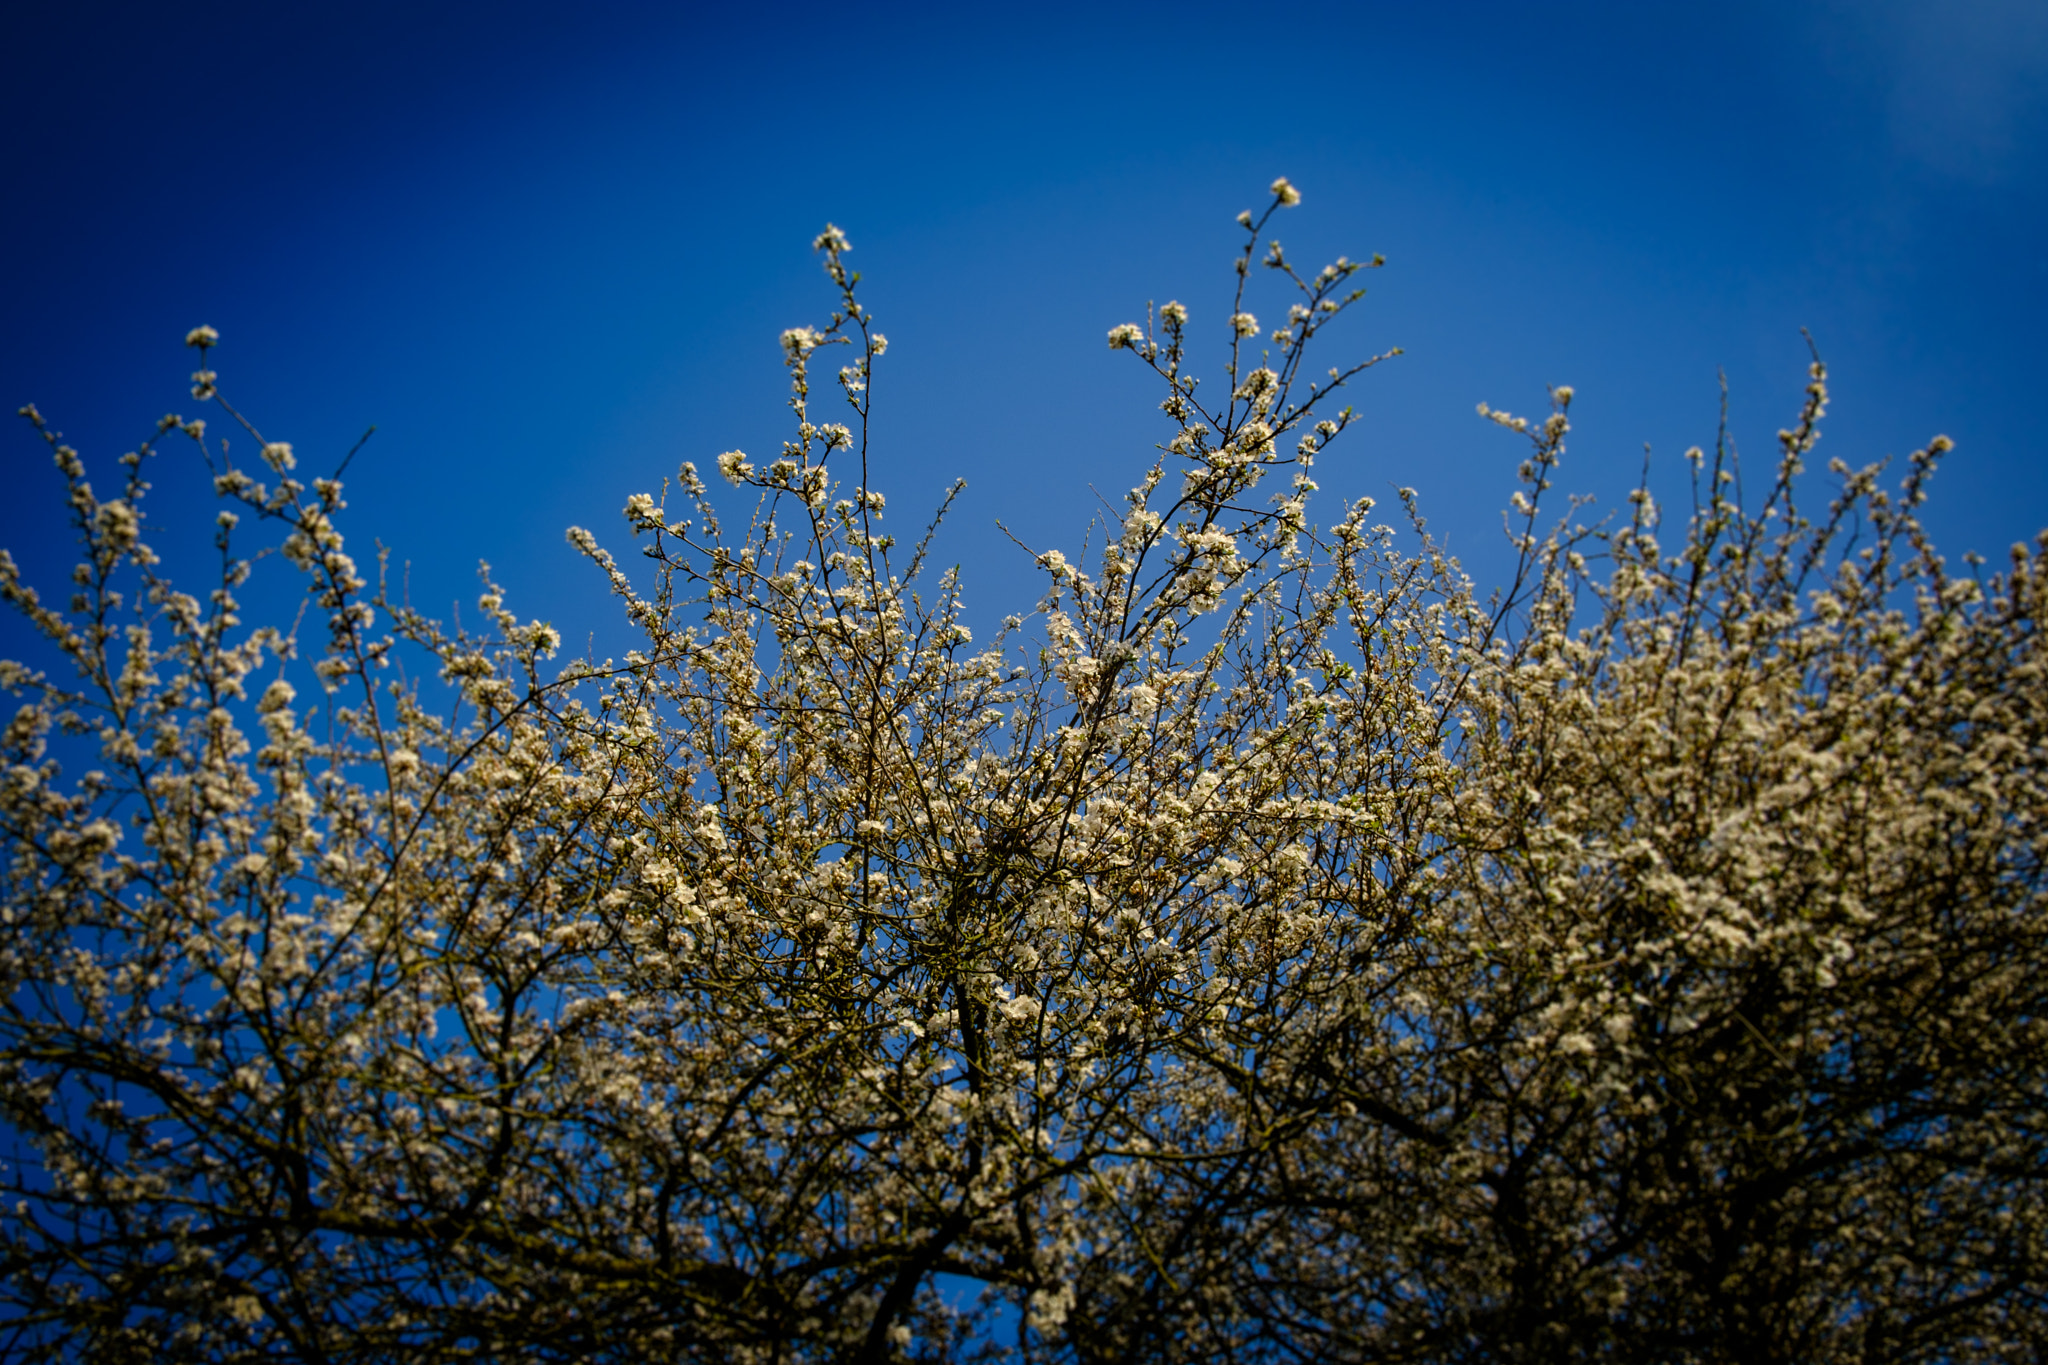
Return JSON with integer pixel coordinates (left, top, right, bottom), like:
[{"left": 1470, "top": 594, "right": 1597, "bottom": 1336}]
[{"left": 6, "top": 0, "right": 2045, "bottom": 655}]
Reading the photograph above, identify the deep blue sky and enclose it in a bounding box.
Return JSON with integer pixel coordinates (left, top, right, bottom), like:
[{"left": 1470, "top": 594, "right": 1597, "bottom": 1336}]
[{"left": 6, "top": 0, "right": 2046, "bottom": 657}]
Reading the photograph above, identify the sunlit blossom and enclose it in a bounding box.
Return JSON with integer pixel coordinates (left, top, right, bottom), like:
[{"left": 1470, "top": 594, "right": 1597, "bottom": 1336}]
[{"left": 1, "top": 180, "right": 2039, "bottom": 1365}]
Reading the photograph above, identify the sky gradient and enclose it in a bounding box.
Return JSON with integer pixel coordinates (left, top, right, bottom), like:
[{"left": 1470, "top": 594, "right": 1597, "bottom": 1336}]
[{"left": 6, "top": 0, "right": 2046, "bottom": 657}]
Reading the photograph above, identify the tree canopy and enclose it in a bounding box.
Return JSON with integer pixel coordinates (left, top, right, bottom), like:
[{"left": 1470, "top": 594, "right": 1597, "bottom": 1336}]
[{"left": 3, "top": 183, "right": 2043, "bottom": 1363}]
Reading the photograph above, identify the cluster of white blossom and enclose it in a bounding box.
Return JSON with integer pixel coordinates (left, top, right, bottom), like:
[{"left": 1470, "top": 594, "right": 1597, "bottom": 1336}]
[{"left": 1, "top": 183, "right": 2041, "bottom": 1363}]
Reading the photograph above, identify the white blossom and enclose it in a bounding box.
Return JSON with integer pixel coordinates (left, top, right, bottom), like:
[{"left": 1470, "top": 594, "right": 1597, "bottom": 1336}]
[{"left": 2, "top": 181, "right": 2040, "bottom": 1365}]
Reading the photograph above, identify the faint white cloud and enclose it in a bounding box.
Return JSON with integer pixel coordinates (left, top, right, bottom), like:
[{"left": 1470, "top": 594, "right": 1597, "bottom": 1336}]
[{"left": 1816, "top": 0, "right": 2048, "bottom": 181}]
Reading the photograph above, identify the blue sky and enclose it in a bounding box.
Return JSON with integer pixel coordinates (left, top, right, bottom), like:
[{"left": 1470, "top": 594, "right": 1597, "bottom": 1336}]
[{"left": 5, "top": 0, "right": 2046, "bottom": 657}]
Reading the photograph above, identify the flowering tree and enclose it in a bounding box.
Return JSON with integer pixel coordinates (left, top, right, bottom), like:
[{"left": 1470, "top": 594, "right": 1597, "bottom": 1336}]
[{"left": 2, "top": 183, "right": 2042, "bottom": 1363}]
